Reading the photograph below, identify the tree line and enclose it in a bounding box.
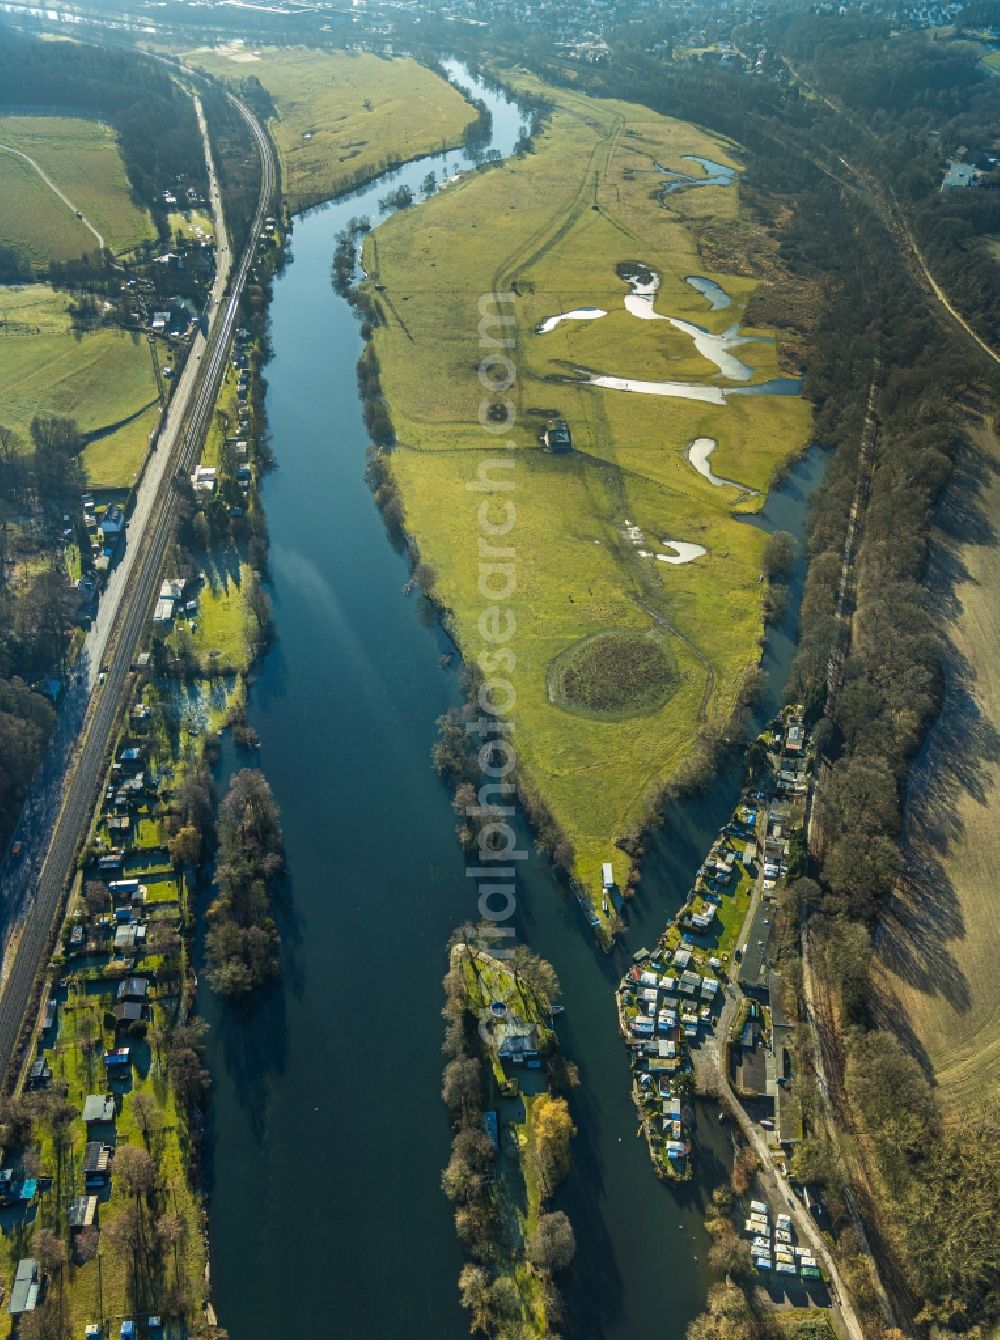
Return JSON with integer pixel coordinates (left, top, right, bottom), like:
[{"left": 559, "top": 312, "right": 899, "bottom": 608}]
[
  {"left": 442, "top": 937, "right": 576, "bottom": 1336},
  {"left": 204, "top": 768, "right": 284, "bottom": 998}
]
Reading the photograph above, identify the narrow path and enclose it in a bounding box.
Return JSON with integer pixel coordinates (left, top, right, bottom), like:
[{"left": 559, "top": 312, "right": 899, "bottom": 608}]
[
  {"left": 782, "top": 59, "right": 1000, "bottom": 370},
  {"left": 0, "top": 141, "right": 105, "bottom": 250},
  {"left": 799, "top": 916, "right": 899, "bottom": 1332}
]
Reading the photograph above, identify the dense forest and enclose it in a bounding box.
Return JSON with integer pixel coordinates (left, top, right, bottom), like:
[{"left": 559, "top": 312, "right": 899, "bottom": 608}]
[
  {"left": 0, "top": 417, "right": 90, "bottom": 845},
  {"left": 199, "top": 80, "right": 266, "bottom": 259}
]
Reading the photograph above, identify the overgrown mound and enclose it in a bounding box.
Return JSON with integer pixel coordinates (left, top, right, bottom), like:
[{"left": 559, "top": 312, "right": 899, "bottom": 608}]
[{"left": 549, "top": 630, "right": 679, "bottom": 719}]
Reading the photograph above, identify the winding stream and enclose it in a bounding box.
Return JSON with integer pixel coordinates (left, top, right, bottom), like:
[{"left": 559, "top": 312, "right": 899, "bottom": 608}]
[{"left": 200, "top": 65, "right": 825, "bottom": 1339}]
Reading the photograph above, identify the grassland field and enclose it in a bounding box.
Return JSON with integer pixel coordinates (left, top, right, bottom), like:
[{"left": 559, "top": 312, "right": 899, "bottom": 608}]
[
  {"left": 365, "top": 71, "right": 811, "bottom": 917},
  {"left": 0, "top": 116, "right": 155, "bottom": 264},
  {"left": 0, "top": 284, "right": 158, "bottom": 486},
  {"left": 873, "top": 415, "right": 1000, "bottom": 1108},
  {"left": 178, "top": 44, "right": 478, "bottom": 212}
]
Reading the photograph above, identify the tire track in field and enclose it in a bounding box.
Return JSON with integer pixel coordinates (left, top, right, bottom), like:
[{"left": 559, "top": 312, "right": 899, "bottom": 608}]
[{"left": 0, "top": 141, "right": 105, "bottom": 250}]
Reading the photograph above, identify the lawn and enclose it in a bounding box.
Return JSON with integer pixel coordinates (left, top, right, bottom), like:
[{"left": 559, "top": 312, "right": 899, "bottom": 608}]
[
  {"left": 167, "top": 208, "right": 214, "bottom": 244},
  {"left": 0, "top": 115, "right": 155, "bottom": 264},
  {"left": 167, "top": 551, "right": 256, "bottom": 678},
  {"left": 0, "top": 285, "right": 158, "bottom": 447},
  {"left": 82, "top": 406, "right": 161, "bottom": 490},
  {"left": 179, "top": 44, "right": 478, "bottom": 212},
  {"left": 368, "top": 74, "right": 811, "bottom": 914},
  {"left": 873, "top": 415, "right": 1000, "bottom": 1107}
]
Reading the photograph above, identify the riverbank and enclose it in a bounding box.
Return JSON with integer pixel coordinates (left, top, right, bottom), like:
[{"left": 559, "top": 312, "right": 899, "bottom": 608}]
[{"left": 617, "top": 707, "right": 810, "bottom": 1185}]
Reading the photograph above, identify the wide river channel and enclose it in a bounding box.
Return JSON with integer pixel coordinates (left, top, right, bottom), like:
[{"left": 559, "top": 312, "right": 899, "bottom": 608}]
[{"left": 200, "top": 66, "right": 826, "bottom": 1338}]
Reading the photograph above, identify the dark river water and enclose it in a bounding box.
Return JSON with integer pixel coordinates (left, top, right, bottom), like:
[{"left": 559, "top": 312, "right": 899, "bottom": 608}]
[{"left": 199, "top": 66, "right": 825, "bottom": 1339}]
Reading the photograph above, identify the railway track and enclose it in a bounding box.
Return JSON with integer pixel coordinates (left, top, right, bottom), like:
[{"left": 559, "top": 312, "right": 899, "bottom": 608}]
[{"left": 0, "top": 86, "right": 275, "bottom": 1087}]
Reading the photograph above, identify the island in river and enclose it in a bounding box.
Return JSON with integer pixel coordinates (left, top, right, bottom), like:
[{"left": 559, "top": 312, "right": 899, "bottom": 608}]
[{"left": 363, "top": 69, "right": 813, "bottom": 938}]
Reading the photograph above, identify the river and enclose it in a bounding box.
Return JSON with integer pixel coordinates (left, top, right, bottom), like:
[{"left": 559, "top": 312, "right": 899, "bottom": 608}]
[{"left": 199, "top": 66, "right": 825, "bottom": 1339}]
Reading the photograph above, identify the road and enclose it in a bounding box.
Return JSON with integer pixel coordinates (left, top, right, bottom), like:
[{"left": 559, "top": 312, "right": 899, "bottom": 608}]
[
  {"left": 84, "top": 95, "right": 231, "bottom": 695},
  {"left": 0, "top": 141, "right": 105, "bottom": 250},
  {"left": 799, "top": 917, "right": 898, "bottom": 1332},
  {"left": 706, "top": 974, "right": 867, "bottom": 1340},
  {"left": 0, "top": 85, "right": 274, "bottom": 1086}
]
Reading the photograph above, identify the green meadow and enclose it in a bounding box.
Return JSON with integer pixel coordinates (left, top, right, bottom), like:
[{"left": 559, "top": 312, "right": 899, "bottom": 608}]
[
  {"left": 0, "top": 285, "right": 158, "bottom": 474},
  {"left": 0, "top": 116, "right": 155, "bottom": 263},
  {"left": 367, "top": 74, "right": 811, "bottom": 919},
  {"left": 180, "top": 44, "right": 477, "bottom": 212}
]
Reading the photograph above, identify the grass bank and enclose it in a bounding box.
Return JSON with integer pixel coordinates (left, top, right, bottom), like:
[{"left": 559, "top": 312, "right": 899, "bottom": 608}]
[{"left": 873, "top": 412, "right": 1000, "bottom": 1105}]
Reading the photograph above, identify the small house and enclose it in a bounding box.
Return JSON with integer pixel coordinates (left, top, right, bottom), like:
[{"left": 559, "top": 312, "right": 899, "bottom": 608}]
[
  {"left": 28, "top": 1058, "right": 51, "bottom": 1089},
  {"left": 542, "top": 419, "right": 573, "bottom": 453},
  {"left": 108, "top": 879, "right": 143, "bottom": 905},
  {"left": 116, "top": 976, "right": 150, "bottom": 1004},
  {"left": 68, "top": 1195, "right": 98, "bottom": 1232},
  {"left": 114, "top": 924, "right": 146, "bottom": 954},
  {"left": 83, "top": 1094, "right": 115, "bottom": 1125},
  {"left": 8, "top": 1258, "right": 39, "bottom": 1316},
  {"left": 83, "top": 1143, "right": 112, "bottom": 1187},
  {"left": 113, "top": 1002, "right": 145, "bottom": 1028},
  {"left": 103, "top": 1047, "right": 131, "bottom": 1073},
  {"left": 99, "top": 505, "right": 126, "bottom": 541},
  {"left": 601, "top": 862, "right": 614, "bottom": 890}
]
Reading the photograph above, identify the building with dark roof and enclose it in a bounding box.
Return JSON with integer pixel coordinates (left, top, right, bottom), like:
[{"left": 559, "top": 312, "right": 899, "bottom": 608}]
[
  {"left": 542, "top": 419, "right": 573, "bottom": 452},
  {"left": 737, "top": 901, "right": 778, "bottom": 998}
]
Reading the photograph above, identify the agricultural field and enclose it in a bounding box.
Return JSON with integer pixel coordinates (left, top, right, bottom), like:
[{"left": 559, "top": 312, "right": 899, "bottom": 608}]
[
  {"left": 873, "top": 415, "right": 1000, "bottom": 1107},
  {"left": 0, "top": 284, "right": 158, "bottom": 457},
  {"left": 179, "top": 44, "right": 477, "bottom": 211},
  {"left": 367, "top": 74, "right": 811, "bottom": 913},
  {"left": 0, "top": 116, "right": 155, "bottom": 264}
]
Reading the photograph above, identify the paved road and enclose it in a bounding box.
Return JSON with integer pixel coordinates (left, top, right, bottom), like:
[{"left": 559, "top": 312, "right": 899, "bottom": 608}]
[
  {"left": 84, "top": 95, "right": 232, "bottom": 696},
  {"left": 0, "top": 86, "right": 274, "bottom": 1086},
  {"left": 0, "top": 141, "right": 104, "bottom": 250},
  {"left": 708, "top": 976, "right": 866, "bottom": 1340}
]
